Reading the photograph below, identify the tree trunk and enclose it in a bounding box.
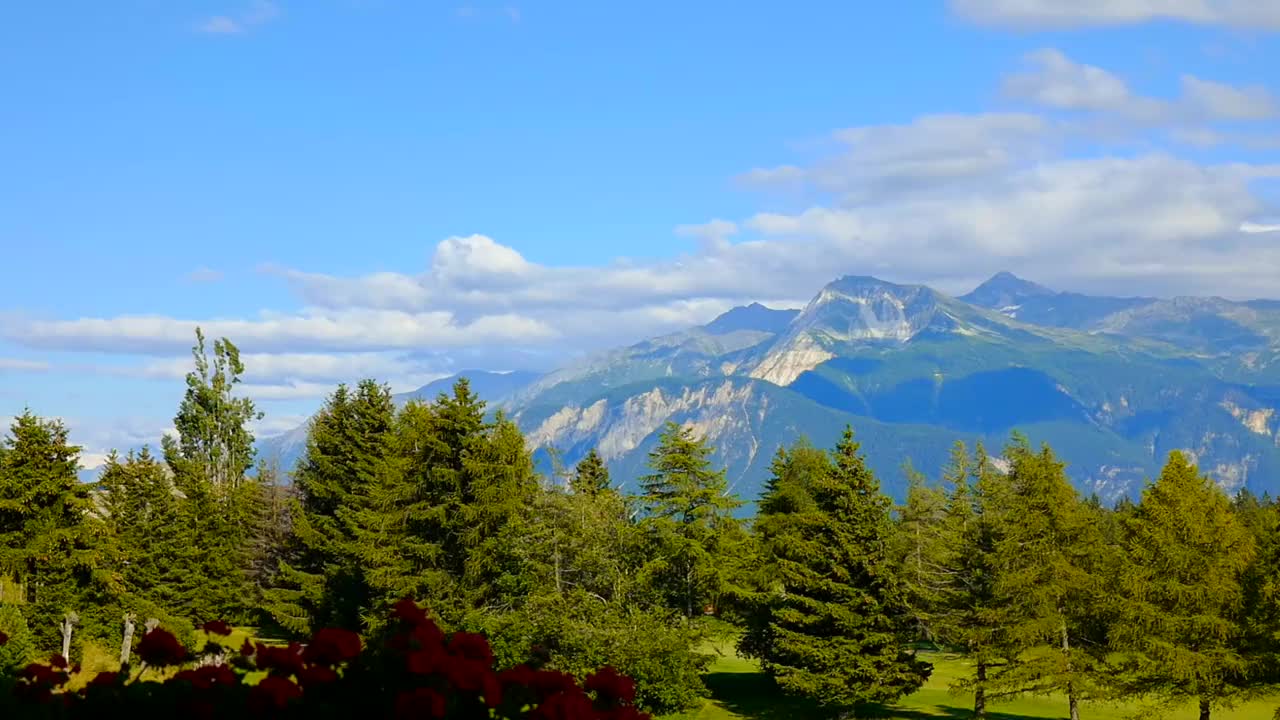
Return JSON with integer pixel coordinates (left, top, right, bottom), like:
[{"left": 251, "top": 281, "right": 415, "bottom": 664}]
[
  {"left": 973, "top": 661, "right": 987, "bottom": 718},
  {"left": 1199, "top": 698, "right": 1211, "bottom": 720},
  {"left": 1061, "top": 621, "right": 1080, "bottom": 720},
  {"left": 120, "top": 614, "right": 137, "bottom": 668},
  {"left": 60, "top": 612, "right": 78, "bottom": 661}
]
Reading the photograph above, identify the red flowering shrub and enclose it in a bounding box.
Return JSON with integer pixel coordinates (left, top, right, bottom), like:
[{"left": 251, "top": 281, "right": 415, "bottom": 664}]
[
  {"left": 135, "top": 627, "right": 188, "bottom": 666},
  {"left": 201, "top": 620, "right": 233, "bottom": 637},
  {"left": 0, "top": 599, "right": 652, "bottom": 720}
]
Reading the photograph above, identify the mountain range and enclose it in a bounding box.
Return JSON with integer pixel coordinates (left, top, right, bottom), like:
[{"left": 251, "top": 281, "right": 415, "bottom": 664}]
[{"left": 258, "top": 272, "right": 1280, "bottom": 505}]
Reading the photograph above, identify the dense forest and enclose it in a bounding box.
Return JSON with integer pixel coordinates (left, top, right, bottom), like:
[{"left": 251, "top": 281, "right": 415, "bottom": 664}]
[{"left": 2, "top": 330, "right": 1280, "bottom": 719}]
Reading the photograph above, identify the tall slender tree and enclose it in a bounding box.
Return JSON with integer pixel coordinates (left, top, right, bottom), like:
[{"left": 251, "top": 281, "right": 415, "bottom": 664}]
[
  {"left": 985, "top": 437, "right": 1107, "bottom": 720},
  {"left": 162, "top": 329, "right": 265, "bottom": 623},
  {"left": 742, "top": 427, "right": 930, "bottom": 708},
  {"left": 892, "top": 459, "right": 949, "bottom": 645},
  {"left": 1112, "top": 451, "right": 1257, "bottom": 720}
]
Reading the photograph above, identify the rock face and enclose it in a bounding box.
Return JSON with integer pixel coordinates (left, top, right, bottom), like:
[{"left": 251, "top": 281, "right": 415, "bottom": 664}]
[{"left": 259, "top": 273, "right": 1280, "bottom": 504}]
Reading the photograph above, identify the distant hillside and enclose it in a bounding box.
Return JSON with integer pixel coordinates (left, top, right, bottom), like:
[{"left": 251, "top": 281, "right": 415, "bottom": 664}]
[{"left": 253, "top": 273, "right": 1280, "bottom": 505}]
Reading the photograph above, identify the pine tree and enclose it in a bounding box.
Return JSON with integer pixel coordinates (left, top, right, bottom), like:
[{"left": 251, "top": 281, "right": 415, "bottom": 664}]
[
  {"left": 742, "top": 426, "right": 930, "bottom": 708},
  {"left": 0, "top": 412, "right": 107, "bottom": 651},
  {"left": 892, "top": 459, "right": 949, "bottom": 645},
  {"left": 1112, "top": 451, "right": 1257, "bottom": 720},
  {"left": 97, "top": 448, "right": 187, "bottom": 617},
  {"left": 985, "top": 437, "right": 1107, "bottom": 720},
  {"left": 267, "top": 380, "right": 397, "bottom": 635},
  {"left": 637, "top": 421, "right": 743, "bottom": 619},
  {"left": 162, "top": 329, "right": 264, "bottom": 623},
  {"left": 571, "top": 449, "right": 611, "bottom": 495}
]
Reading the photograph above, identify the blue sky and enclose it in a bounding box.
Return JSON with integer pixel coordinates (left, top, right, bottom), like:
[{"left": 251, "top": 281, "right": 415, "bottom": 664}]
[{"left": 2, "top": 0, "right": 1279, "bottom": 465}]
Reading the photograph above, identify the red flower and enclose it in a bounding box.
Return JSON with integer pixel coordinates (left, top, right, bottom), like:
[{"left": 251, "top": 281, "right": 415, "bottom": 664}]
[
  {"left": 49, "top": 654, "right": 68, "bottom": 669},
  {"left": 447, "top": 631, "right": 493, "bottom": 664},
  {"left": 174, "top": 664, "right": 238, "bottom": 691},
  {"left": 0, "top": 630, "right": 9, "bottom": 646},
  {"left": 202, "top": 620, "right": 233, "bottom": 636},
  {"left": 247, "top": 675, "right": 302, "bottom": 712},
  {"left": 531, "top": 690, "right": 596, "bottom": 720},
  {"left": 394, "top": 687, "right": 447, "bottom": 719},
  {"left": 444, "top": 657, "right": 491, "bottom": 692},
  {"left": 303, "top": 627, "right": 362, "bottom": 666},
  {"left": 406, "top": 648, "right": 446, "bottom": 676},
  {"left": 255, "top": 642, "right": 305, "bottom": 676},
  {"left": 393, "top": 597, "right": 427, "bottom": 625},
  {"left": 411, "top": 617, "right": 446, "bottom": 649},
  {"left": 240, "top": 638, "right": 256, "bottom": 656},
  {"left": 529, "top": 669, "right": 580, "bottom": 699},
  {"left": 297, "top": 665, "right": 339, "bottom": 687},
  {"left": 19, "top": 662, "right": 69, "bottom": 688},
  {"left": 585, "top": 666, "right": 637, "bottom": 705},
  {"left": 136, "top": 628, "right": 188, "bottom": 666}
]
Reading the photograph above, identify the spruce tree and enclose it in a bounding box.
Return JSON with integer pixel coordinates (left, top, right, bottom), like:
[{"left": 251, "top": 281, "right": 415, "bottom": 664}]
[
  {"left": 97, "top": 448, "right": 187, "bottom": 618},
  {"left": 571, "top": 449, "right": 611, "bottom": 495},
  {"left": 0, "top": 412, "right": 107, "bottom": 651},
  {"left": 637, "top": 421, "right": 743, "bottom": 619},
  {"left": 742, "top": 426, "right": 930, "bottom": 708},
  {"left": 267, "top": 380, "right": 396, "bottom": 634},
  {"left": 985, "top": 437, "right": 1107, "bottom": 720},
  {"left": 1112, "top": 451, "right": 1257, "bottom": 720}
]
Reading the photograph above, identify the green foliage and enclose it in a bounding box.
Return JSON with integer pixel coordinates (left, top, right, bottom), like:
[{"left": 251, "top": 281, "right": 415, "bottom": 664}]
[
  {"left": 161, "top": 329, "right": 265, "bottom": 624},
  {"left": 984, "top": 437, "right": 1109, "bottom": 713},
  {"left": 891, "top": 458, "right": 949, "bottom": 645},
  {"left": 741, "top": 426, "right": 930, "bottom": 708},
  {"left": 266, "top": 380, "right": 397, "bottom": 634},
  {"left": 0, "top": 604, "right": 36, "bottom": 673},
  {"left": 1112, "top": 451, "right": 1258, "bottom": 714},
  {"left": 0, "top": 413, "right": 111, "bottom": 652},
  {"left": 572, "top": 449, "right": 611, "bottom": 495},
  {"left": 637, "top": 422, "right": 746, "bottom": 619}
]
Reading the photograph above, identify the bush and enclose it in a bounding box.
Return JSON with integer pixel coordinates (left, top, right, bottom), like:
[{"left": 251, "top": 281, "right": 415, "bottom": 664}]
[
  {"left": 472, "top": 592, "right": 711, "bottom": 714},
  {"left": 0, "top": 598, "right": 651, "bottom": 719}
]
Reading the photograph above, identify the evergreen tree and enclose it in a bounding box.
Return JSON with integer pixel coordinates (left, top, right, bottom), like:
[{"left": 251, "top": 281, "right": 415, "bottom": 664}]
[
  {"left": 0, "top": 413, "right": 108, "bottom": 651},
  {"left": 571, "top": 449, "right": 611, "bottom": 495},
  {"left": 742, "top": 426, "right": 930, "bottom": 708},
  {"left": 637, "top": 421, "right": 744, "bottom": 619},
  {"left": 97, "top": 448, "right": 187, "bottom": 618},
  {"left": 1112, "top": 451, "right": 1257, "bottom": 720},
  {"left": 266, "top": 380, "right": 396, "bottom": 635},
  {"left": 162, "top": 329, "right": 264, "bottom": 623},
  {"left": 985, "top": 437, "right": 1107, "bottom": 720},
  {"left": 892, "top": 459, "right": 949, "bottom": 645}
]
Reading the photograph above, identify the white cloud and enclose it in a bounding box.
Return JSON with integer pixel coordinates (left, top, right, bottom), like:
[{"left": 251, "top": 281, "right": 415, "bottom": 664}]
[
  {"left": 5, "top": 309, "right": 556, "bottom": 354},
  {"left": 185, "top": 267, "right": 225, "bottom": 283},
  {"left": 1002, "top": 50, "right": 1277, "bottom": 124},
  {"left": 1003, "top": 49, "right": 1137, "bottom": 113},
  {"left": 0, "top": 358, "right": 49, "bottom": 372},
  {"left": 950, "top": 0, "right": 1280, "bottom": 29},
  {"left": 739, "top": 113, "right": 1050, "bottom": 203},
  {"left": 198, "top": 0, "right": 280, "bottom": 35},
  {"left": 1242, "top": 221, "right": 1280, "bottom": 234},
  {"left": 1181, "top": 75, "right": 1278, "bottom": 120}
]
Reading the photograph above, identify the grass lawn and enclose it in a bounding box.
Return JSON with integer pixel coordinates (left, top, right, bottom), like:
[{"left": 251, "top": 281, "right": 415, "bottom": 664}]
[{"left": 666, "top": 643, "right": 1280, "bottom": 720}]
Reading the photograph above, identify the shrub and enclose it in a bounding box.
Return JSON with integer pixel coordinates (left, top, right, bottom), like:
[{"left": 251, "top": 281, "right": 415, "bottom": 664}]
[
  {"left": 0, "top": 605, "right": 36, "bottom": 674},
  {"left": 0, "top": 598, "right": 651, "bottom": 719}
]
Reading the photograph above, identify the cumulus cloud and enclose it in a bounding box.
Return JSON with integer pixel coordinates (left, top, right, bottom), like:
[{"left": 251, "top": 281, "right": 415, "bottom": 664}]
[
  {"left": 1180, "top": 76, "right": 1278, "bottom": 120},
  {"left": 950, "top": 0, "right": 1280, "bottom": 29}
]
